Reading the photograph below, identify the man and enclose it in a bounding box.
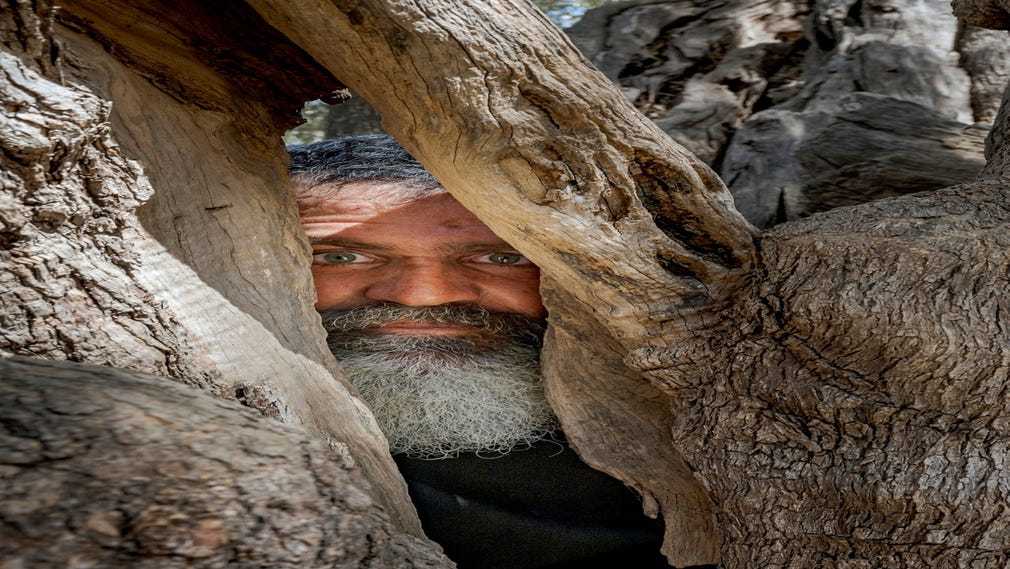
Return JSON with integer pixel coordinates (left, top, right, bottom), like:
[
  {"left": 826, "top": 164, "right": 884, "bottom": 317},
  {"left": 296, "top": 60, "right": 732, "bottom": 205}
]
[{"left": 288, "top": 135, "right": 674, "bottom": 568}]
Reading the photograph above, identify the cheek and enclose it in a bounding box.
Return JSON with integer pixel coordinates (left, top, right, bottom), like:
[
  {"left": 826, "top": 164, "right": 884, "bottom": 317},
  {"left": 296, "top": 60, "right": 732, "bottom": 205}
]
[
  {"left": 310, "top": 267, "right": 362, "bottom": 309},
  {"left": 486, "top": 272, "right": 545, "bottom": 318}
]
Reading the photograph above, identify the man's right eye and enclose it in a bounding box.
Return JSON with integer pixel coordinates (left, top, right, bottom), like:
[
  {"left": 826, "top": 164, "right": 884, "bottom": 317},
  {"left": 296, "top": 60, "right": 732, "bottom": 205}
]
[{"left": 313, "top": 251, "right": 368, "bottom": 264}]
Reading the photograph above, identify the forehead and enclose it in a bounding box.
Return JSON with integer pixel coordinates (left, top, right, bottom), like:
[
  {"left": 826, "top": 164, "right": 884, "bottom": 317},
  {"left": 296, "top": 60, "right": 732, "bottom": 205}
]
[{"left": 297, "top": 181, "right": 501, "bottom": 240}]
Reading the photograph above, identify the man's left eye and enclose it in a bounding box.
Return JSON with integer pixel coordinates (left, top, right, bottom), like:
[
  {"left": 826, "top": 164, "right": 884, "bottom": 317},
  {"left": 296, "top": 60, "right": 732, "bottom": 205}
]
[
  {"left": 312, "top": 251, "right": 371, "bottom": 264},
  {"left": 471, "top": 252, "right": 532, "bottom": 266}
]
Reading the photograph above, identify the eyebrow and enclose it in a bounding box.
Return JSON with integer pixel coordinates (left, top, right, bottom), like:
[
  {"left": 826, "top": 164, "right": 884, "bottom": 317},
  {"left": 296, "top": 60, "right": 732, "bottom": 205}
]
[
  {"left": 435, "top": 242, "right": 518, "bottom": 255},
  {"left": 307, "top": 237, "right": 395, "bottom": 252},
  {"left": 308, "top": 237, "right": 518, "bottom": 255}
]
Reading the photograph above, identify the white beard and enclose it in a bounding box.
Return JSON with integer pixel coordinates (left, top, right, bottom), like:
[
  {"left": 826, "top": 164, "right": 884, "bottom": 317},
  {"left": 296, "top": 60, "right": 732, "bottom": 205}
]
[{"left": 322, "top": 304, "right": 558, "bottom": 459}]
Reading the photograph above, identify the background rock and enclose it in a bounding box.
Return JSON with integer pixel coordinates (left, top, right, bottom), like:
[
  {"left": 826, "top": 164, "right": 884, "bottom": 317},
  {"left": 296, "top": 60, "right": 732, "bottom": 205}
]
[{"left": 569, "top": 0, "right": 1004, "bottom": 227}]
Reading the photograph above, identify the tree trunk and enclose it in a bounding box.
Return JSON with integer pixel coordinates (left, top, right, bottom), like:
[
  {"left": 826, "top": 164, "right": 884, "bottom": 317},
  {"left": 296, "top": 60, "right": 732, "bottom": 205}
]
[
  {"left": 5, "top": 0, "right": 1010, "bottom": 567},
  {"left": 0, "top": 357, "right": 452, "bottom": 568},
  {"left": 246, "top": 0, "right": 1010, "bottom": 566},
  {"left": 1, "top": 0, "right": 422, "bottom": 536}
]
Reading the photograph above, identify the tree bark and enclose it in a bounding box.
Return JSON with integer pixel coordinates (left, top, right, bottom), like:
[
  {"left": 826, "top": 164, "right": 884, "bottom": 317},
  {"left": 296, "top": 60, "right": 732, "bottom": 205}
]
[
  {"left": 0, "top": 356, "right": 452, "bottom": 568},
  {"left": 246, "top": 0, "right": 1010, "bottom": 566},
  {"left": 6, "top": 0, "right": 1010, "bottom": 567},
  {"left": 2, "top": 0, "right": 422, "bottom": 536}
]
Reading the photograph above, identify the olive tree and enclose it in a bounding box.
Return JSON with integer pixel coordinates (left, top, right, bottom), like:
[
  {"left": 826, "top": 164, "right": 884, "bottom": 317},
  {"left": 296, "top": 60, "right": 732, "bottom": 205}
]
[{"left": 3, "top": 0, "right": 1009, "bottom": 566}]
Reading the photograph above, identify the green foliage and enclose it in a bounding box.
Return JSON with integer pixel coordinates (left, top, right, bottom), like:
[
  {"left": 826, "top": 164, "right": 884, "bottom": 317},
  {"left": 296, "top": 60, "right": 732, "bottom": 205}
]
[
  {"left": 285, "top": 100, "right": 331, "bottom": 146},
  {"left": 532, "top": 0, "right": 617, "bottom": 28}
]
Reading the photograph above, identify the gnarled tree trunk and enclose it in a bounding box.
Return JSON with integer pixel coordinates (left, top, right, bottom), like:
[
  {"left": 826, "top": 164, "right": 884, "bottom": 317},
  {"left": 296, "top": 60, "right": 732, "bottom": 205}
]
[
  {"left": 1, "top": 0, "right": 422, "bottom": 542},
  {"left": 246, "top": 0, "right": 1010, "bottom": 566},
  {"left": 570, "top": 0, "right": 1004, "bottom": 228},
  {"left": 0, "top": 357, "right": 451, "bottom": 568},
  {"left": 4, "top": 0, "right": 1010, "bottom": 567}
]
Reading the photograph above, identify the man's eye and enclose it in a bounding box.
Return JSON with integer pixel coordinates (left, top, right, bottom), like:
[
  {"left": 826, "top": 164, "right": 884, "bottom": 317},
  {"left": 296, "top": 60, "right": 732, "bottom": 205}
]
[
  {"left": 472, "top": 252, "right": 532, "bottom": 266},
  {"left": 313, "top": 251, "right": 368, "bottom": 264}
]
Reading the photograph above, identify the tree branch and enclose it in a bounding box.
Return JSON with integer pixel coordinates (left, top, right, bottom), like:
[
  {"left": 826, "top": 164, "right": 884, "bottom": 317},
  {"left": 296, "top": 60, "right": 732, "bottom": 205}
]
[{"left": 245, "top": 0, "right": 758, "bottom": 348}]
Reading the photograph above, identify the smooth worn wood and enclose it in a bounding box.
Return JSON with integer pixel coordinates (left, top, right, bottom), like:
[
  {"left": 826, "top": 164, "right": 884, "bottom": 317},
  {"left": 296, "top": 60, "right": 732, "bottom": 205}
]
[{"left": 541, "top": 292, "right": 719, "bottom": 563}]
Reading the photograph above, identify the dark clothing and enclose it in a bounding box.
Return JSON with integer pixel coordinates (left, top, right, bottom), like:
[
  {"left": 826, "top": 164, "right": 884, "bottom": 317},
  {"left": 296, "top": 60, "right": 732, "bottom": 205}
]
[{"left": 394, "top": 437, "right": 673, "bottom": 569}]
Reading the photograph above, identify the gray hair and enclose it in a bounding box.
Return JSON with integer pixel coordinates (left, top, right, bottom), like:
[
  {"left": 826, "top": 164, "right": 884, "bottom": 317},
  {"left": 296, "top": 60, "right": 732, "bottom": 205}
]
[{"left": 287, "top": 134, "right": 441, "bottom": 195}]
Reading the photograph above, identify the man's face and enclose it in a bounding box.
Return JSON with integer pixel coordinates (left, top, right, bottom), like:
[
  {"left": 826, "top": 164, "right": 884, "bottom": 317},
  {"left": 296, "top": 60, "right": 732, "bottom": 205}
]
[
  {"left": 297, "top": 181, "right": 556, "bottom": 458},
  {"left": 298, "top": 182, "right": 545, "bottom": 322}
]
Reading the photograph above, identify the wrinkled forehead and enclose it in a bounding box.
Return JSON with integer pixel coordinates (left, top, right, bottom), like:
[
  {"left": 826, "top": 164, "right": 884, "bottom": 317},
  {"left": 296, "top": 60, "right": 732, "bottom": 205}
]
[
  {"left": 296, "top": 180, "right": 505, "bottom": 244},
  {"left": 294, "top": 180, "right": 444, "bottom": 216},
  {"left": 295, "top": 180, "right": 496, "bottom": 235}
]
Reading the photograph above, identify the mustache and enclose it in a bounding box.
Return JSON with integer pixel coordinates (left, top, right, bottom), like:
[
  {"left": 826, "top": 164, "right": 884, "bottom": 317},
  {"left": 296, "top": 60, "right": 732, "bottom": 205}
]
[
  {"left": 319, "top": 303, "right": 546, "bottom": 342},
  {"left": 320, "top": 302, "right": 556, "bottom": 457}
]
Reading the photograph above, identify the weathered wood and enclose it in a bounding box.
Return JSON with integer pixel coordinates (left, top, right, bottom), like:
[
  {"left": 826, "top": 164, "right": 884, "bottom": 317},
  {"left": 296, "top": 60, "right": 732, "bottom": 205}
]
[
  {"left": 541, "top": 289, "right": 720, "bottom": 563},
  {"left": 722, "top": 92, "right": 987, "bottom": 226},
  {"left": 7, "top": 0, "right": 1010, "bottom": 566},
  {"left": 0, "top": 357, "right": 452, "bottom": 568},
  {"left": 246, "top": 0, "right": 1010, "bottom": 566},
  {"left": 569, "top": 0, "right": 809, "bottom": 166},
  {"left": 957, "top": 0, "right": 1010, "bottom": 180},
  {"left": 957, "top": 24, "right": 1010, "bottom": 124},
  {"left": 2, "top": 0, "right": 423, "bottom": 535},
  {"left": 245, "top": 0, "right": 762, "bottom": 564},
  {"left": 724, "top": 0, "right": 991, "bottom": 226}
]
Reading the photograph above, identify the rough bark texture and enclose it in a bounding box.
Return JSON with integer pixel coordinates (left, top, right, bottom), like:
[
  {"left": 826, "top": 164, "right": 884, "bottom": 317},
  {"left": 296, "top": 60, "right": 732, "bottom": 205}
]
[
  {"left": 953, "top": 0, "right": 1010, "bottom": 28},
  {"left": 673, "top": 180, "right": 1010, "bottom": 568},
  {"left": 247, "top": 0, "right": 1010, "bottom": 566},
  {"left": 6, "top": 0, "right": 1010, "bottom": 567},
  {"left": 1, "top": 0, "right": 423, "bottom": 536},
  {"left": 965, "top": 0, "right": 1010, "bottom": 180},
  {"left": 0, "top": 357, "right": 452, "bottom": 568}
]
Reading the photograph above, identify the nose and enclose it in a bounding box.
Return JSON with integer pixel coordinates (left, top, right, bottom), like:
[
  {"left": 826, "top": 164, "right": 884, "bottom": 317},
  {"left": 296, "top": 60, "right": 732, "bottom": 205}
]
[{"left": 363, "top": 260, "right": 481, "bottom": 307}]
